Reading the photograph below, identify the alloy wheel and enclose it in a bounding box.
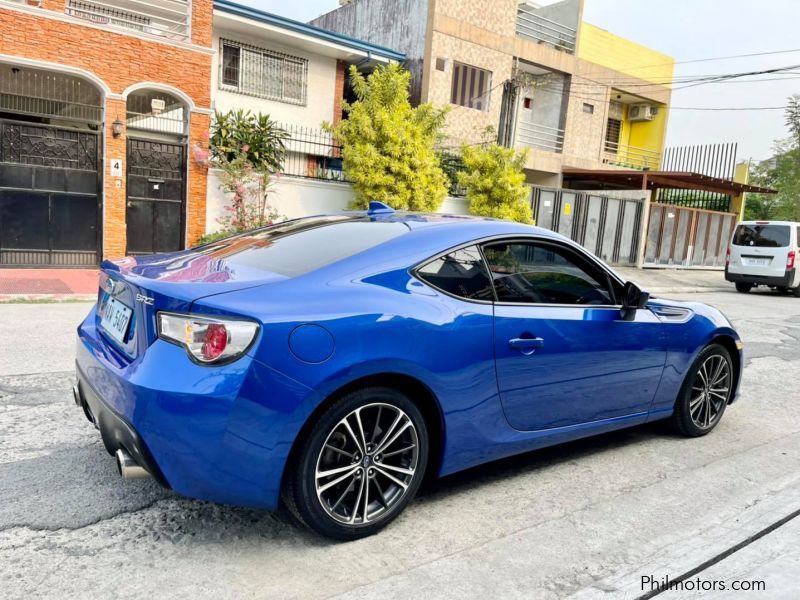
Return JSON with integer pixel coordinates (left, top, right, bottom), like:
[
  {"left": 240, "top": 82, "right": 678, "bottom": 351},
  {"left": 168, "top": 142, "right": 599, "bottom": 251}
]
[
  {"left": 314, "top": 403, "right": 419, "bottom": 526},
  {"left": 689, "top": 354, "right": 731, "bottom": 429}
]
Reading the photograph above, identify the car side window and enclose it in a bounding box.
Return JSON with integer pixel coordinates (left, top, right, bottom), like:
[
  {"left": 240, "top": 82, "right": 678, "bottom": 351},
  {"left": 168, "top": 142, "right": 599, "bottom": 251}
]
[
  {"left": 416, "top": 245, "right": 495, "bottom": 301},
  {"left": 482, "top": 241, "right": 615, "bottom": 305}
]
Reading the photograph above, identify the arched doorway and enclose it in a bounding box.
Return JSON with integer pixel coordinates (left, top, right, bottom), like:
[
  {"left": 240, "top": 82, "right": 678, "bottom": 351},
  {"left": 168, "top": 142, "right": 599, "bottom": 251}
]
[
  {"left": 0, "top": 63, "right": 103, "bottom": 266},
  {"left": 124, "top": 88, "right": 188, "bottom": 255}
]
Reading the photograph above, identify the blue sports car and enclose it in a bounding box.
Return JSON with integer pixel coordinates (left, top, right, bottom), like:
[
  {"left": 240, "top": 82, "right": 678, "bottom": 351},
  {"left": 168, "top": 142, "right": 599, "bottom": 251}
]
[{"left": 75, "top": 203, "right": 743, "bottom": 539}]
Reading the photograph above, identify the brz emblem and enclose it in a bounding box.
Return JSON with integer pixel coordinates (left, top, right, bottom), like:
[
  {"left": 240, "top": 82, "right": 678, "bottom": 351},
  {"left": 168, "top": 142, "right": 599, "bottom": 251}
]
[{"left": 136, "top": 294, "right": 154, "bottom": 306}]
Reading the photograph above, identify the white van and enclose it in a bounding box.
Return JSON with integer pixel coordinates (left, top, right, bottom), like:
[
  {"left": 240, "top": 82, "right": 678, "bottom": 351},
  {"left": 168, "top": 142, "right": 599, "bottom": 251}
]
[{"left": 725, "top": 221, "right": 800, "bottom": 294}]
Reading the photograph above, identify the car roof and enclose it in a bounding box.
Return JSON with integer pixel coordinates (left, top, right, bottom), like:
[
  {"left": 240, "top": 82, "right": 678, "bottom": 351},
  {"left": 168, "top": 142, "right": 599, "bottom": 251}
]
[{"left": 293, "top": 211, "right": 567, "bottom": 278}]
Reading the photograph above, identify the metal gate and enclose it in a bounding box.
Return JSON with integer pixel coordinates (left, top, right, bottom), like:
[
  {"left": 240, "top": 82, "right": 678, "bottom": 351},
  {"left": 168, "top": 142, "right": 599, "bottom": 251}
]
[
  {"left": 644, "top": 203, "right": 736, "bottom": 268},
  {"left": 531, "top": 187, "right": 645, "bottom": 266},
  {"left": 0, "top": 119, "right": 101, "bottom": 266},
  {"left": 126, "top": 139, "right": 186, "bottom": 255}
]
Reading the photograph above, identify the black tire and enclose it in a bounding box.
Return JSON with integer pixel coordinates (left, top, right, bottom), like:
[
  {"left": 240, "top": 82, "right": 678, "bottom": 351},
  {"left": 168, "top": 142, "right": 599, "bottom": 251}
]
[
  {"left": 671, "top": 344, "right": 733, "bottom": 437},
  {"left": 283, "top": 387, "right": 429, "bottom": 540},
  {"left": 777, "top": 286, "right": 789, "bottom": 294},
  {"left": 735, "top": 282, "right": 752, "bottom": 293},
  {"left": 793, "top": 287, "right": 800, "bottom": 298}
]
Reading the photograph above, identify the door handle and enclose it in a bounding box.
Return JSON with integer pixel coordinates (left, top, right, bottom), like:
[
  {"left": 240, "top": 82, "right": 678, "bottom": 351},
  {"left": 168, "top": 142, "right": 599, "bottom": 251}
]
[{"left": 508, "top": 337, "right": 545, "bottom": 355}]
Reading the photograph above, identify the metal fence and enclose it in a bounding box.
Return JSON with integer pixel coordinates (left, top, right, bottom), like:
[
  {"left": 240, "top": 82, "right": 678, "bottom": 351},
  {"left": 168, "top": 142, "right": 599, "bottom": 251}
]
[
  {"left": 280, "top": 123, "right": 347, "bottom": 183},
  {"left": 0, "top": 65, "right": 102, "bottom": 124},
  {"left": 516, "top": 3, "right": 577, "bottom": 53},
  {"left": 65, "top": 0, "right": 191, "bottom": 42},
  {"left": 657, "top": 142, "right": 738, "bottom": 211},
  {"left": 278, "top": 123, "right": 468, "bottom": 196},
  {"left": 531, "top": 187, "right": 645, "bottom": 266},
  {"left": 516, "top": 121, "right": 565, "bottom": 153}
]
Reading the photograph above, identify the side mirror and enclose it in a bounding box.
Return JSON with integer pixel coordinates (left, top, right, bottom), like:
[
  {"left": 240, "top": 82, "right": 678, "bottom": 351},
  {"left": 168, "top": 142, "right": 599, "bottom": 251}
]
[{"left": 620, "top": 281, "right": 650, "bottom": 321}]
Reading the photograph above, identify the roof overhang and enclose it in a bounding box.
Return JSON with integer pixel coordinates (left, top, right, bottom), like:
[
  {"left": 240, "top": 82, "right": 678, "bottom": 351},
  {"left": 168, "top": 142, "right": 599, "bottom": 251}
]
[
  {"left": 562, "top": 168, "right": 776, "bottom": 195},
  {"left": 213, "top": 0, "right": 406, "bottom": 65}
]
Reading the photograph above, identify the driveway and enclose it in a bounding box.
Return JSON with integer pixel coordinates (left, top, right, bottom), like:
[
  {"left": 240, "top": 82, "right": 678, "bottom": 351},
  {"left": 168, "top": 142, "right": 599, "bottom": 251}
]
[{"left": 1, "top": 289, "right": 798, "bottom": 599}]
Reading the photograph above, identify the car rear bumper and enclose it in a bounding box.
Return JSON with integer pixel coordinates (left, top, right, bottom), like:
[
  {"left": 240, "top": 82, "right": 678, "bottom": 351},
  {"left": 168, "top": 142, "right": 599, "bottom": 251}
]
[
  {"left": 75, "top": 365, "right": 169, "bottom": 487},
  {"left": 75, "top": 306, "right": 319, "bottom": 510},
  {"left": 725, "top": 267, "right": 796, "bottom": 287}
]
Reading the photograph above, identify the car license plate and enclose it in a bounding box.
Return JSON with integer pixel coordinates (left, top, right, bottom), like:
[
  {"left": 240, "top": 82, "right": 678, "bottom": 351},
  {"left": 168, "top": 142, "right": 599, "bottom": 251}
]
[
  {"left": 745, "top": 258, "right": 770, "bottom": 267},
  {"left": 100, "top": 295, "right": 133, "bottom": 343}
]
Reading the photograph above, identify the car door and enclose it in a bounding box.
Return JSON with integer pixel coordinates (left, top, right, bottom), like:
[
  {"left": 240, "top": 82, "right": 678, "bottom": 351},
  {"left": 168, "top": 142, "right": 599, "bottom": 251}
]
[{"left": 483, "top": 238, "right": 667, "bottom": 432}]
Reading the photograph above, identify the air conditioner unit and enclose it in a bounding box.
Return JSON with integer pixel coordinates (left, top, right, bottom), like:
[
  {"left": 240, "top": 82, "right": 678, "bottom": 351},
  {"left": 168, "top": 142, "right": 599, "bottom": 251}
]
[{"left": 628, "top": 104, "right": 656, "bottom": 122}]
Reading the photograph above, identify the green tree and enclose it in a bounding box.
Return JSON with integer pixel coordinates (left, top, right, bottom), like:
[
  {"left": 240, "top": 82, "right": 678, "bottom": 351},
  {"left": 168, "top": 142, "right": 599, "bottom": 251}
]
[
  {"left": 785, "top": 94, "right": 800, "bottom": 148},
  {"left": 458, "top": 143, "right": 533, "bottom": 224},
  {"left": 327, "top": 64, "right": 449, "bottom": 211},
  {"left": 746, "top": 141, "right": 800, "bottom": 221}
]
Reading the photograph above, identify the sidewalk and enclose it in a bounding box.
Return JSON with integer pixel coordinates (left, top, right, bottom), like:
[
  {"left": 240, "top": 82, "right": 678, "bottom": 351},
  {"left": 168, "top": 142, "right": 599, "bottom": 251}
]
[
  {"left": 0, "top": 269, "right": 97, "bottom": 302},
  {"left": 615, "top": 267, "right": 730, "bottom": 295}
]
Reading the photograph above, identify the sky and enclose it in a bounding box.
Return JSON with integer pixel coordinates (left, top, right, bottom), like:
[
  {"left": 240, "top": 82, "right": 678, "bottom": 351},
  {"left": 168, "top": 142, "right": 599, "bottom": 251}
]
[{"left": 238, "top": 0, "right": 800, "bottom": 161}]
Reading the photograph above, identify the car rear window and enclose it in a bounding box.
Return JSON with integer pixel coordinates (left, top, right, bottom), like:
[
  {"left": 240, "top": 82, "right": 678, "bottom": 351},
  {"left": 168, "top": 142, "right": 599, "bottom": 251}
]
[
  {"left": 732, "top": 224, "right": 791, "bottom": 248},
  {"left": 196, "top": 216, "right": 408, "bottom": 277}
]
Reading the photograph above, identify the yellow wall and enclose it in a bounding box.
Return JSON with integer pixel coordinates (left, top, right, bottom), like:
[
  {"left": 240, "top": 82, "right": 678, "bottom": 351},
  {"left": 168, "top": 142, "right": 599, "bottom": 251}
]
[
  {"left": 578, "top": 23, "right": 674, "bottom": 162},
  {"left": 578, "top": 23, "right": 675, "bottom": 84},
  {"left": 730, "top": 162, "right": 750, "bottom": 219},
  {"left": 628, "top": 106, "right": 669, "bottom": 152}
]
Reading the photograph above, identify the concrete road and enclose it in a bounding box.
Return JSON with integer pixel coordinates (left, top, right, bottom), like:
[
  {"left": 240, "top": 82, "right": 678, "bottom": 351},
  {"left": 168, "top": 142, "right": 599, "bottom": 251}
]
[{"left": 1, "top": 289, "right": 799, "bottom": 599}]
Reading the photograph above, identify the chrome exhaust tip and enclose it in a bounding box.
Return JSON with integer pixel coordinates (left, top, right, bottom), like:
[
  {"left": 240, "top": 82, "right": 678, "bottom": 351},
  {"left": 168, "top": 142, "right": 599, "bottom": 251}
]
[
  {"left": 115, "top": 449, "right": 151, "bottom": 479},
  {"left": 73, "top": 385, "right": 81, "bottom": 407}
]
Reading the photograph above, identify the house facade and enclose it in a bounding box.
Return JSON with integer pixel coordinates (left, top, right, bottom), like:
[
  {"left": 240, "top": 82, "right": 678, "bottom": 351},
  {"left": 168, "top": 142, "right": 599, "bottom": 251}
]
[
  {"left": 0, "top": 0, "right": 214, "bottom": 266},
  {"left": 313, "top": 0, "right": 674, "bottom": 187},
  {"left": 206, "top": 1, "right": 404, "bottom": 227},
  {"left": 0, "top": 0, "right": 404, "bottom": 266}
]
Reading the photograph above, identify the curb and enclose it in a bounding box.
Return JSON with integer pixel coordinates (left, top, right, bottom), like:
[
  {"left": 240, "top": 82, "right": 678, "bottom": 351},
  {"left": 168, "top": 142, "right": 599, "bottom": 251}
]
[
  {"left": 646, "top": 287, "right": 731, "bottom": 295},
  {"left": 0, "top": 294, "right": 96, "bottom": 304}
]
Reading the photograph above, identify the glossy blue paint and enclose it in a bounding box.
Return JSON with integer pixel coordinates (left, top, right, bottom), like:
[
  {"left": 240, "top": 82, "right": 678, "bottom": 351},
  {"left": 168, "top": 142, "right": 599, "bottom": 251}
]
[
  {"left": 494, "top": 304, "right": 666, "bottom": 431},
  {"left": 75, "top": 212, "right": 743, "bottom": 511}
]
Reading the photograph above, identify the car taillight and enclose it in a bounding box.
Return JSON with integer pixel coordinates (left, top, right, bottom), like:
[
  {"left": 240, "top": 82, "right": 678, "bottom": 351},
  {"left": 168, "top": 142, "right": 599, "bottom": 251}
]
[
  {"left": 788, "top": 250, "right": 796, "bottom": 270},
  {"left": 726, "top": 247, "right": 731, "bottom": 264},
  {"left": 157, "top": 313, "right": 258, "bottom": 364}
]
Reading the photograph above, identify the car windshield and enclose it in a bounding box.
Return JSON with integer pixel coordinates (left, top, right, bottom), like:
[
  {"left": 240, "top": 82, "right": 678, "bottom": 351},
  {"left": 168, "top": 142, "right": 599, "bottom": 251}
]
[
  {"left": 194, "top": 216, "right": 409, "bottom": 277},
  {"left": 732, "top": 224, "right": 791, "bottom": 248}
]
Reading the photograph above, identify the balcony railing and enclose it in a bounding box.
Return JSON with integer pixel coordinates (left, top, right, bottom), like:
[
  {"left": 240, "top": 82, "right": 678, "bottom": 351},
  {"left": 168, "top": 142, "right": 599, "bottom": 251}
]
[
  {"left": 65, "top": 0, "right": 190, "bottom": 42},
  {"left": 516, "top": 121, "right": 565, "bottom": 153},
  {"left": 516, "top": 4, "right": 577, "bottom": 54},
  {"left": 604, "top": 143, "right": 661, "bottom": 170}
]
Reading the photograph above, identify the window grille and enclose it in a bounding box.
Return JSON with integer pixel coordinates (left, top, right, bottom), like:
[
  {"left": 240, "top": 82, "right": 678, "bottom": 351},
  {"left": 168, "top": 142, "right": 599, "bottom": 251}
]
[
  {"left": 220, "top": 40, "right": 308, "bottom": 106},
  {"left": 604, "top": 118, "right": 622, "bottom": 152},
  {"left": 450, "top": 62, "right": 492, "bottom": 112}
]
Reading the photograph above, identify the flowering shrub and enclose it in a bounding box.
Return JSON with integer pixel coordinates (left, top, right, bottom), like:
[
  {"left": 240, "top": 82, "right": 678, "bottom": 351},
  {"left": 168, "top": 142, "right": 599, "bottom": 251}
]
[
  {"left": 215, "top": 147, "right": 282, "bottom": 232},
  {"left": 209, "top": 110, "right": 288, "bottom": 233}
]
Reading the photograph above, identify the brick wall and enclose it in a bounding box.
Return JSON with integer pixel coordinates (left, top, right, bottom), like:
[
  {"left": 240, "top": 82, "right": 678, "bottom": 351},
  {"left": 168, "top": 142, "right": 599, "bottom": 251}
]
[
  {"left": 333, "top": 59, "right": 347, "bottom": 126},
  {"left": 0, "top": 4, "right": 213, "bottom": 260}
]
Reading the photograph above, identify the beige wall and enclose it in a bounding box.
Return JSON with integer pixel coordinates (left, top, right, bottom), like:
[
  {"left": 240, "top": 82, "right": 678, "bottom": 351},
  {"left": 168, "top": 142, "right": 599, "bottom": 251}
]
[
  {"left": 211, "top": 30, "right": 337, "bottom": 129},
  {"left": 433, "top": 0, "right": 517, "bottom": 36},
  {"left": 562, "top": 74, "right": 610, "bottom": 169},
  {"left": 562, "top": 58, "right": 672, "bottom": 171},
  {"left": 426, "top": 30, "right": 513, "bottom": 144}
]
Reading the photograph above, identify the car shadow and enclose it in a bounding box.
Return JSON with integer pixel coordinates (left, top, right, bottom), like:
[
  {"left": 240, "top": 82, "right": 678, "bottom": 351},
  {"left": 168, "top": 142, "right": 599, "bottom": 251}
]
[
  {"left": 144, "top": 420, "right": 675, "bottom": 547},
  {"left": 419, "top": 420, "right": 672, "bottom": 500}
]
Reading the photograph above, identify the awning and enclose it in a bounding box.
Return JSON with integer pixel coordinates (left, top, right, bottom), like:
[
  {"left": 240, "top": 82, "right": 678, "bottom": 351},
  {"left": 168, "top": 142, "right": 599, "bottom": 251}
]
[{"left": 562, "top": 168, "right": 776, "bottom": 195}]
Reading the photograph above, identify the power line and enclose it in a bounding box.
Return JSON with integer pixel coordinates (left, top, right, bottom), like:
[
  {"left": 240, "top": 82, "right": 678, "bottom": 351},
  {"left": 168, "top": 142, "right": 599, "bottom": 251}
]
[
  {"left": 577, "top": 46, "right": 800, "bottom": 81},
  {"left": 669, "top": 105, "right": 786, "bottom": 111}
]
